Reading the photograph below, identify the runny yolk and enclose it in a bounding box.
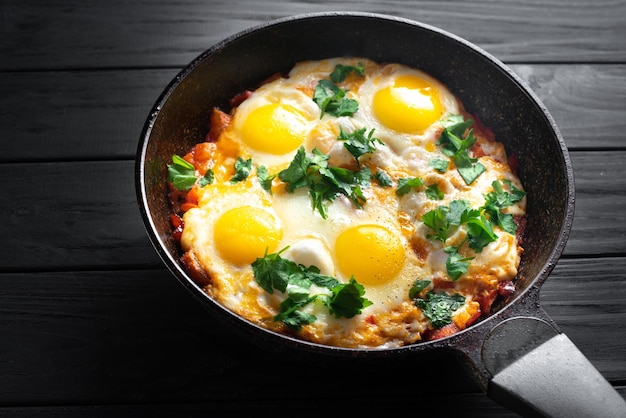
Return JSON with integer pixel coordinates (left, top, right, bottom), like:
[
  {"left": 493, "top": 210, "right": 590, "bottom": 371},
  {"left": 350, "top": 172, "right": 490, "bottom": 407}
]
[
  {"left": 214, "top": 206, "right": 282, "bottom": 265},
  {"left": 334, "top": 224, "right": 406, "bottom": 285},
  {"left": 240, "top": 103, "right": 307, "bottom": 154},
  {"left": 372, "top": 75, "right": 443, "bottom": 134}
]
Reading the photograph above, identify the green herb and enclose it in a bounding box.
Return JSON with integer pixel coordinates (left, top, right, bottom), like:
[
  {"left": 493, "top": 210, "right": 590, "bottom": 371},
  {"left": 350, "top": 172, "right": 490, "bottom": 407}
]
[
  {"left": 278, "top": 147, "right": 369, "bottom": 219},
  {"left": 421, "top": 199, "right": 497, "bottom": 279},
  {"left": 257, "top": 165, "right": 276, "bottom": 194},
  {"left": 436, "top": 115, "right": 485, "bottom": 185},
  {"left": 396, "top": 177, "right": 424, "bottom": 196},
  {"left": 230, "top": 157, "right": 252, "bottom": 183},
  {"left": 313, "top": 79, "right": 359, "bottom": 118},
  {"left": 167, "top": 155, "right": 197, "bottom": 191},
  {"left": 326, "top": 277, "right": 373, "bottom": 319},
  {"left": 251, "top": 249, "right": 372, "bottom": 330},
  {"left": 330, "top": 62, "right": 365, "bottom": 83},
  {"left": 373, "top": 169, "right": 393, "bottom": 187},
  {"left": 429, "top": 158, "right": 449, "bottom": 173},
  {"left": 409, "top": 279, "right": 431, "bottom": 298},
  {"left": 414, "top": 292, "right": 466, "bottom": 329},
  {"left": 197, "top": 169, "right": 215, "bottom": 187},
  {"left": 482, "top": 179, "right": 526, "bottom": 234},
  {"left": 421, "top": 200, "right": 470, "bottom": 242},
  {"left": 338, "top": 126, "right": 383, "bottom": 163},
  {"left": 464, "top": 214, "right": 498, "bottom": 252},
  {"left": 426, "top": 184, "right": 444, "bottom": 200},
  {"left": 444, "top": 245, "right": 474, "bottom": 281}
]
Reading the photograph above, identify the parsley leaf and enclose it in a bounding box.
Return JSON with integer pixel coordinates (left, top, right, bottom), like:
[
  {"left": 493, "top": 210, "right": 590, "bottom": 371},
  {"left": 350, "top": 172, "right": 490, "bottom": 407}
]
[
  {"left": 396, "top": 177, "right": 424, "bottom": 196},
  {"left": 414, "top": 292, "right": 465, "bottom": 329},
  {"left": 251, "top": 250, "right": 372, "bottom": 329},
  {"left": 444, "top": 245, "right": 474, "bottom": 280},
  {"left": 422, "top": 205, "right": 452, "bottom": 242},
  {"left": 429, "top": 158, "right": 449, "bottom": 173},
  {"left": 330, "top": 62, "right": 365, "bottom": 83},
  {"left": 426, "top": 184, "right": 444, "bottom": 200},
  {"left": 278, "top": 147, "right": 369, "bottom": 219},
  {"left": 409, "top": 279, "right": 431, "bottom": 298},
  {"left": 257, "top": 165, "right": 276, "bottom": 194},
  {"left": 338, "top": 126, "right": 383, "bottom": 163},
  {"left": 251, "top": 248, "right": 294, "bottom": 294},
  {"left": 313, "top": 79, "right": 359, "bottom": 118},
  {"left": 373, "top": 169, "right": 393, "bottom": 187},
  {"left": 421, "top": 199, "right": 497, "bottom": 279},
  {"left": 482, "top": 179, "right": 526, "bottom": 235},
  {"left": 436, "top": 115, "right": 485, "bottom": 185},
  {"left": 326, "top": 277, "right": 373, "bottom": 318},
  {"left": 167, "top": 155, "right": 197, "bottom": 191},
  {"left": 230, "top": 157, "right": 252, "bottom": 183},
  {"left": 465, "top": 214, "right": 498, "bottom": 252},
  {"left": 421, "top": 200, "right": 469, "bottom": 242},
  {"left": 197, "top": 169, "right": 215, "bottom": 187}
]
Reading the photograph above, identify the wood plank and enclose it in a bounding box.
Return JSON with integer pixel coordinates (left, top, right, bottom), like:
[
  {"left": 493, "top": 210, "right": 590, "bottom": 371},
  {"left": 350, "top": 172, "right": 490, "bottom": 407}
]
[
  {"left": 0, "top": 69, "right": 179, "bottom": 162},
  {"left": 0, "top": 161, "right": 160, "bottom": 271},
  {"left": 0, "top": 151, "right": 624, "bottom": 271},
  {"left": 0, "top": 257, "right": 623, "bottom": 406},
  {"left": 2, "top": 65, "right": 625, "bottom": 162},
  {"left": 1, "top": 0, "right": 625, "bottom": 71},
  {"left": 565, "top": 150, "right": 626, "bottom": 256}
]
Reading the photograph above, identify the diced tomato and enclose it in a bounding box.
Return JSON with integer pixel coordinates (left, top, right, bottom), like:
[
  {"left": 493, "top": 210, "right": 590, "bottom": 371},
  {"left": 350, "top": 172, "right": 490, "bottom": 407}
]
[
  {"left": 229, "top": 90, "right": 253, "bottom": 108},
  {"left": 425, "top": 323, "right": 461, "bottom": 341},
  {"left": 170, "top": 214, "right": 184, "bottom": 242},
  {"left": 476, "top": 289, "right": 498, "bottom": 315},
  {"left": 206, "top": 108, "right": 232, "bottom": 142},
  {"left": 498, "top": 281, "right": 516, "bottom": 298}
]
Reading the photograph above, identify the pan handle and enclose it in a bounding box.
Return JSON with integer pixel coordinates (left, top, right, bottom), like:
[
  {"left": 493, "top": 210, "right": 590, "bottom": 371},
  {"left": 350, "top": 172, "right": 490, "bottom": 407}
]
[{"left": 479, "top": 316, "right": 626, "bottom": 417}]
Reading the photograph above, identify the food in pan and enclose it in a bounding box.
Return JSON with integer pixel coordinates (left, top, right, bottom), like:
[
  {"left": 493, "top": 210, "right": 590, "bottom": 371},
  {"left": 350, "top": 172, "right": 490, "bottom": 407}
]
[{"left": 166, "top": 57, "right": 526, "bottom": 349}]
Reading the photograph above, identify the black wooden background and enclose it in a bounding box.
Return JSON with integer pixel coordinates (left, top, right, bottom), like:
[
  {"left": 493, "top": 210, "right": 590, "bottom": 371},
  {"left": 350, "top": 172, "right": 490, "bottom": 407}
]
[{"left": 1, "top": 1, "right": 625, "bottom": 416}]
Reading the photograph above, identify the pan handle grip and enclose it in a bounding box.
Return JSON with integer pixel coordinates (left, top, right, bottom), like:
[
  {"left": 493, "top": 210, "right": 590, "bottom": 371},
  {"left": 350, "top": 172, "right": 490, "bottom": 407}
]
[{"left": 482, "top": 316, "right": 626, "bottom": 417}]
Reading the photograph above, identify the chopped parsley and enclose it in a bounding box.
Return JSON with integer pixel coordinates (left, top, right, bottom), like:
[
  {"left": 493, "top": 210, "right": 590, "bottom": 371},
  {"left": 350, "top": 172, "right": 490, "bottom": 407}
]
[
  {"left": 444, "top": 244, "right": 474, "bottom": 280},
  {"left": 313, "top": 79, "right": 359, "bottom": 118},
  {"left": 414, "top": 292, "right": 465, "bottom": 329},
  {"left": 278, "top": 147, "right": 370, "bottom": 219},
  {"left": 426, "top": 184, "right": 444, "bottom": 200},
  {"left": 409, "top": 279, "right": 431, "bottom": 299},
  {"left": 421, "top": 199, "right": 497, "bottom": 280},
  {"left": 373, "top": 169, "right": 393, "bottom": 187},
  {"left": 437, "top": 115, "right": 485, "bottom": 185},
  {"left": 429, "top": 158, "right": 449, "bottom": 173},
  {"left": 396, "top": 177, "right": 424, "bottom": 196},
  {"left": 257, "top": 165, "right": 276, "bottom": 194},
  {"left": 482, "top": 179, "right": 526, "bottom": 234},
  {"left": 338, "top": 126, "right": 383, "bottom": 164},
  {"left": 167, "top": 155, "right": 197, "bottom": 191},
  {"left": 167, "top": 155, "right": 214, "bottom": 190},
  {"left": 230, "top": 157, "right": 252, "bottom": 183},
  {"left": 252, "top": 248, "right": 372, "bottom": 330},
  {"left": 330, "top": 62, "right": 365, "bottom": 83}
]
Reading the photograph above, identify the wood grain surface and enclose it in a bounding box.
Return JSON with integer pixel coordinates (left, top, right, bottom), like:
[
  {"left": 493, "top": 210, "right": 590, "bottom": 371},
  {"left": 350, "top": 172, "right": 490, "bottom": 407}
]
[{"left": 1, "top": 0, "right": 625, "bottom": 417}]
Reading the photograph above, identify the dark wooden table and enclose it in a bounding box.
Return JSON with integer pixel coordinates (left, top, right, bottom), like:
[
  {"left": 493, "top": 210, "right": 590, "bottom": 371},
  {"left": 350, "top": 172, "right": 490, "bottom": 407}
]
[{"left": 2, "top": 1, "right": 625, "bottom": 416}]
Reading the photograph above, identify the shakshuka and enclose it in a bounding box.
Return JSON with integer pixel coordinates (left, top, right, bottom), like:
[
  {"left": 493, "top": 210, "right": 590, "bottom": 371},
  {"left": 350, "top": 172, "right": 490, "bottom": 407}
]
[{"left": 166, "top": 58, "right": 527, "bottom": 349}]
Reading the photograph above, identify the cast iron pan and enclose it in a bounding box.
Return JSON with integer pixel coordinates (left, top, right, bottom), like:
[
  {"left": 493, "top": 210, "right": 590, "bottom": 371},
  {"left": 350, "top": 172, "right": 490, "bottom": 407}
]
[{"left": 135, "top": 12, "right": 626, "bottom": 417}]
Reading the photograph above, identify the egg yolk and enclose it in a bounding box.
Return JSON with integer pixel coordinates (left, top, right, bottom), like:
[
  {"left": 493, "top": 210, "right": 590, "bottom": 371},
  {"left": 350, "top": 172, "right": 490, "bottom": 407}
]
[
  {"left": 214, "top": 206, "right": 282, "bottom": 265},
  {"left": 334, "top": 224, "right": 406, "bottom": 285},
  {"left": 372, "top": 75, "right": 443, "bottom": 134},
  {"left": 240, "top": 103, "right": 307, "bottom": 154}
]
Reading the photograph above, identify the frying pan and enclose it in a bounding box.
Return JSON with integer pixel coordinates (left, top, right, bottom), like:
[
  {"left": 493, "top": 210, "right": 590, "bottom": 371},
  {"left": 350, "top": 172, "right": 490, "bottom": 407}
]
[{"left": 135, "top": 12, "right": 626, "bottom": 417}]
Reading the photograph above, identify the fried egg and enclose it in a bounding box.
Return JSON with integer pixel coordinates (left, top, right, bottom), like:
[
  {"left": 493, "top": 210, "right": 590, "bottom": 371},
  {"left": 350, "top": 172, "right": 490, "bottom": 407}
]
[{"left": 175, "top": 57, "right": 526, "bottom": 349}]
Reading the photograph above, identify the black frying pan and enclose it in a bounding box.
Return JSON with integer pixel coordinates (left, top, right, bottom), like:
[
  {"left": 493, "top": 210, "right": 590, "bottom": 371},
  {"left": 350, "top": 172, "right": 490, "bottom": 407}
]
[{"left": 135, "top": 12, "right": 626, "bottom": 417}]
